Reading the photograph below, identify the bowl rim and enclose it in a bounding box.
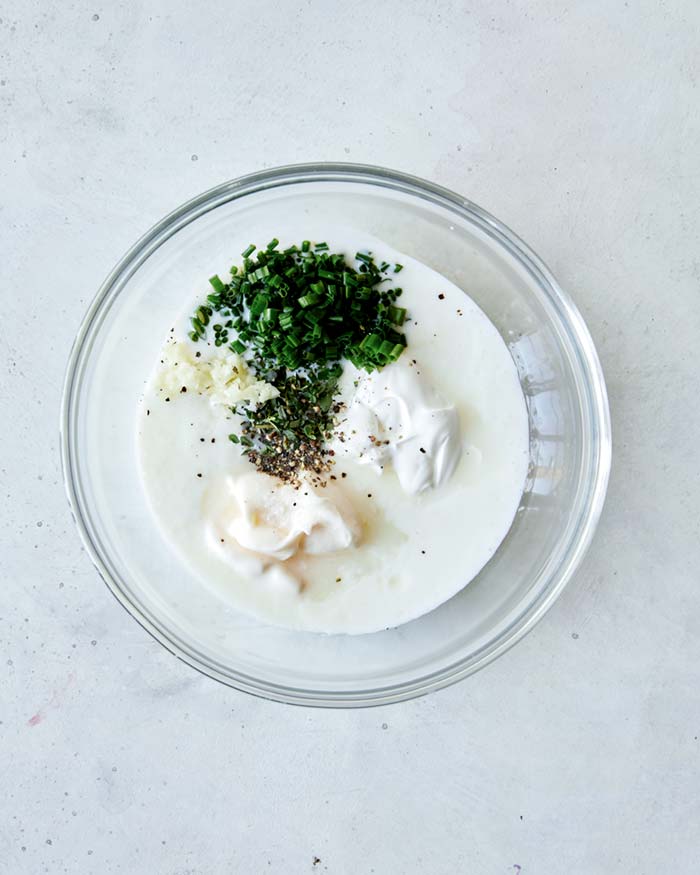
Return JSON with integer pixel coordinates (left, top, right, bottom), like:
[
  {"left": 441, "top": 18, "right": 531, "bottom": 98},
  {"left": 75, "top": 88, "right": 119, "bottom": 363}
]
[{"left": 60, "top": 161, "right": 612, "bottom": 707}]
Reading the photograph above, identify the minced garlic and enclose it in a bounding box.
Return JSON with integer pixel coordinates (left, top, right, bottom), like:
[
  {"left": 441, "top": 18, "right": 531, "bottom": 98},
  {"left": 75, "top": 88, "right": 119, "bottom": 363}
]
[{"left": 158, "top": 341, "right": 278, "bottom": 407}]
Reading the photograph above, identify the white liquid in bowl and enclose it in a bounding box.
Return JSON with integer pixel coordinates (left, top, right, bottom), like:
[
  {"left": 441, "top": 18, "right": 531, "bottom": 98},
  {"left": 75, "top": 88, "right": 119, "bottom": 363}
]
[{"left": 138, "top": 234, "right": 529, "bottom": 634}]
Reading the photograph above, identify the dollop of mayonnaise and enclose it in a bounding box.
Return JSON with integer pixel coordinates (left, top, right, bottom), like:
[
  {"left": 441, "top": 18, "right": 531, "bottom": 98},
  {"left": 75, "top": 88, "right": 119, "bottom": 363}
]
[
  {"left": 332, "top": 360, "right": 462, "bottom": 495},
  {"left": 205, "top": 472, "right": 360, "bottom": 587}
]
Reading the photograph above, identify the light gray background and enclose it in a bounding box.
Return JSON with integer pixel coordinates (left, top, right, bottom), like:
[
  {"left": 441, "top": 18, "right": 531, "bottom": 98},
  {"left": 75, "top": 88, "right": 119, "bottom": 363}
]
[{"left": 2, "top": 1, "right": 699, "bottom": 873}]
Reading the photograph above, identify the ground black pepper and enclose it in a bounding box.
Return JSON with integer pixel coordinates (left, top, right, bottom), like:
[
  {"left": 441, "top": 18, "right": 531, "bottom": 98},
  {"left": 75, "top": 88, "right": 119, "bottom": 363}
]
[{"left": 236, "top": 370, "right": 343, "bottom": 486}]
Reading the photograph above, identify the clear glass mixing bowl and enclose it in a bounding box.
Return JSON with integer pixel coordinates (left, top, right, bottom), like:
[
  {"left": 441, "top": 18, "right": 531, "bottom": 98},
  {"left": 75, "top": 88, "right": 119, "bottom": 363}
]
[{"left": 61, "top": 163, "right": 611, "bottom": 706}]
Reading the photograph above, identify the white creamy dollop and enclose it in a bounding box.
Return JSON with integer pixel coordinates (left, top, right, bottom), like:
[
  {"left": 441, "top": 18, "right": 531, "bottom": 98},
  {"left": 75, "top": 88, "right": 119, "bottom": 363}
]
[
  {"left": 333, "top": 360, "right": 462, "bottom": 494},
  {"left": 205, "top": 471, "right": 360, "bottom": 586}
]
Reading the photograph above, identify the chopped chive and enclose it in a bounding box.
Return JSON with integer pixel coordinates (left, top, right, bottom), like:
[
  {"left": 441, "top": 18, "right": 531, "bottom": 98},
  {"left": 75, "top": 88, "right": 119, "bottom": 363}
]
[
  {"left": 266, "top": 238, "right": 279, "bottom": 250},
  {"left": 228, "top": 433, "right": 240, "bottom": 444},
  {"left": 249, "top": 293, "right": 269, "bottom": 316},
  {"left": 388, "top": 305, "right": 407, "bottom": 325},
  {"left": 230, "top": 339, "right": 246, "bottom": 354},
  {"left": 298, "top": 294, "right": 321, "bottom": 308},
  {"left": 209, "top": 274, "right": 225, "bottom": 293},
  {"left": 261, "top": 308, "right": 278, "bottom": 323},
  {"left": 241, "top": 244, "right": 256, "bottom": 258},
  {"left": 394, "top": 263, "right": 403, "bottom": 273}
]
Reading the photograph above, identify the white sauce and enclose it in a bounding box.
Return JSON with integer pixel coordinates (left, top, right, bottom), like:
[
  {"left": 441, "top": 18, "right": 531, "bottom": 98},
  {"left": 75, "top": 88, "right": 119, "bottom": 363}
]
[
  {"left": 138, "top": 232, "right": 529, "bottom": 634},
  {"left": 204, "top": 471, "right": 359, "bottom": 591},
  {"left": 332, "top": 360, "right": 461, "bottom": 495}
]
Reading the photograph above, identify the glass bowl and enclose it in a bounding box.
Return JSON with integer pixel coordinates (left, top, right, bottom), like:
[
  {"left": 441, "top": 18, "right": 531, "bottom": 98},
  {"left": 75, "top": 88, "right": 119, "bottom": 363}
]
[{"left": 61, "top": 163, "right": 611, "bottom": 707}]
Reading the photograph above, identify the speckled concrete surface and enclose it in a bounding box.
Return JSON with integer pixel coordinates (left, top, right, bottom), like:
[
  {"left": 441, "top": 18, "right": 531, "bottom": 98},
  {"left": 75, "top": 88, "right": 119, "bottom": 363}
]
[{"left": 2, "top": 2, "right": 699, "bottom": 873}]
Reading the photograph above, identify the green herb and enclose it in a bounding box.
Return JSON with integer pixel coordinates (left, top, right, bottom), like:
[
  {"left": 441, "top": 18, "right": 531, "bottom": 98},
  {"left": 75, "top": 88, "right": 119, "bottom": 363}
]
[
  {"left": 191, "top": 245, "right": 406, "bottom": 371},
  {"left": 387, "top": 305, "right": 407, "bottom": 326},
  {"left": 236, "top": 368, "right": 342, "bottom": 483}
]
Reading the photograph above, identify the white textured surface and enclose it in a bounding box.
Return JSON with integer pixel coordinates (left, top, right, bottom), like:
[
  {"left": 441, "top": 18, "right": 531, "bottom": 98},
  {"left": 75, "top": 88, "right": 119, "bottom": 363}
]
[{"left": 2, "top": 1, "right": 699, "bottom": 872}]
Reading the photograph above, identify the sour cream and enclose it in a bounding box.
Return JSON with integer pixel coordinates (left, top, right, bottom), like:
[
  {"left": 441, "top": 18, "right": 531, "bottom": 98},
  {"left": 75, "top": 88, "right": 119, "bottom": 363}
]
[{"left": 333, "top": 360, "right": 461, "bottom": 494}]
